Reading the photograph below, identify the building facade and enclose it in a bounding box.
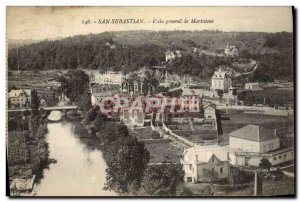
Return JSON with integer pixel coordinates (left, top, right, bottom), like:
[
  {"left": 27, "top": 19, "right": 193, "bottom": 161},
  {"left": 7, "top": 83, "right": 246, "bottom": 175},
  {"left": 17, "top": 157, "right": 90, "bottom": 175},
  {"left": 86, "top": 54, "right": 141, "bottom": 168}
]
[
  {"left": 8, "top": 89, "right": 31, "bottom": 108},
  {"left": 181, "top": 145, "right": 231, "bottom": 183},
  {"left": 94, "top": 71, "right": 124, "bottom": 85},
  {"left": 165, "top": 50, "right": 182, "bottom": 62},
  {"left": 224, "top": 44, "right": 239, "bottom": 57},
  {"left": 211, "top": 68, "right": 232, "bottom": 92},
  {"left": 228, "top": 125, "right": 293, "bottom": 167}
]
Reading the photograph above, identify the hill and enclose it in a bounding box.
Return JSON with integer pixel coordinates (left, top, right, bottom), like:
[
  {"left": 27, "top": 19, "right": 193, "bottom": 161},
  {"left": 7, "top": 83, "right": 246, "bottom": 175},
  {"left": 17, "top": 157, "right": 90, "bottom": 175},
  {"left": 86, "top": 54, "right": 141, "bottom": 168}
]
[{"left": 7, "top": 30, "right": 293, "bottom": 82}]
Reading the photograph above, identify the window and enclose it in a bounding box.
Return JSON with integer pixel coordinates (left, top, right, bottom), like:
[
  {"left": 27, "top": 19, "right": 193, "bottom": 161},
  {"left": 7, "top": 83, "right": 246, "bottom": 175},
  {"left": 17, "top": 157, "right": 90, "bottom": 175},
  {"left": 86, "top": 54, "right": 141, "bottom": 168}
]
[
  {"left": 189, "top": 164, "right": 192, "bottom": 170},
  {"left": 284, "top": 154, "right": 287, "bottom": 158},
  {"left": 220, "top": 167, "right": 223, "bottom": 173},
  {"left": 274, "top": 157, "right": 277, "bottom": 161},
  {"left": 212, "top": 157, "right": 214, "bottom": 162},
  {"left": 279, "top": 155, "right": 282, "bottom": 159}
]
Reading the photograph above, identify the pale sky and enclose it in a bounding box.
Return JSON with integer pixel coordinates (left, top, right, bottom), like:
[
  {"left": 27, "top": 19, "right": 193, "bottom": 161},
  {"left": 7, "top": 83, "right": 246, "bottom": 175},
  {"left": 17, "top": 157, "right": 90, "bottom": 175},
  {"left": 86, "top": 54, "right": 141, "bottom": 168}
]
[{"left": 7, "top": 6, "right": 293, "bottom": 40}]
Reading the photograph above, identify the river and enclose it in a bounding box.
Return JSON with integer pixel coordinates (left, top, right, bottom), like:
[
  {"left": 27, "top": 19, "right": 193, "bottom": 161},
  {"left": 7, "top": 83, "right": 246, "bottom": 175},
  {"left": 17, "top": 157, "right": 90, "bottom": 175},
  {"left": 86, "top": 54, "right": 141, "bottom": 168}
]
[{"left": 34, "top": 112, "right": 116, "bottom": 196}]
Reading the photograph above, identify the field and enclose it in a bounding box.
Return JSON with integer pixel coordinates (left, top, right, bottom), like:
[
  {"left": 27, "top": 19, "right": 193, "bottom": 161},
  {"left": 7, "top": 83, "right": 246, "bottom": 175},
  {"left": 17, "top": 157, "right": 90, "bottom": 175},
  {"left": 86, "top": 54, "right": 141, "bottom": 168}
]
[
  {"left": 143, "top": 140, "right": 182, "bottom": 164},
  {"left": 8, "top": 70, "right": 64, "bottom": 89},
  {"left": 133, "top": 127, "right": 182, "bottom": 164},
  {"left": 219, "top": 110, "right": 294, "bottom": 145}
]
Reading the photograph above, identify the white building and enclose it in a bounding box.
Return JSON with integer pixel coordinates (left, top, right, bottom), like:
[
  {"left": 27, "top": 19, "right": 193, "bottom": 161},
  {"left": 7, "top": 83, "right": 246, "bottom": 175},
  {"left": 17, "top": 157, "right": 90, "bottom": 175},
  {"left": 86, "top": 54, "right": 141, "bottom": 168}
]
[
  {"left": 203, "top": 103, "right": 216, "bottom": 120},
  {"left": 8, "top": 89, "right": 31, "bottom": 108},
  {"left": 211, "top": 68, "right": 232, "bottom": 92},
  {"left": 224, "top": 44, "right": 239, "bottom": 57},
  {"left": 229, "top": 125, "right": 280, "bottom": 153},
  {"left": 228, "top": 125, "right": 294, "bottom": 167},
  {"left": 165, "top": 50, "right": 182, "bottom": 62},
  {"left": 181, "top": 124, "right": 294, "bottom": 179},
  {"left": 94, "top": 71, "right": 124, "bottom": 85},
  {"left": 181, "top": 145, "right": 231, "bottom": 183}
]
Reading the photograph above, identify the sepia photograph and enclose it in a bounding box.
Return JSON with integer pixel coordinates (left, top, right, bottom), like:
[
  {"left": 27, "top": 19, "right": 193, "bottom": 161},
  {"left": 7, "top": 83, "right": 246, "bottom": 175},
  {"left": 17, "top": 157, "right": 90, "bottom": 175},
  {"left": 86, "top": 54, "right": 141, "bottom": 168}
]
[{"left": 6, "top": 6, "right": 295, "bottom": 197}]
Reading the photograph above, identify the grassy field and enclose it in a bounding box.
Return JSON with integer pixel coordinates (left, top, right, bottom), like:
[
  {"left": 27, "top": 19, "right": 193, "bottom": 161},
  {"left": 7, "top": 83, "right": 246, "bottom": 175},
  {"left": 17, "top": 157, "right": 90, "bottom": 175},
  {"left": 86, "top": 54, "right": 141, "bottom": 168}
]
[
  {"left": 144, "top": 141, "right": 182, "bottom": 164},
  {"left": 132, "top": 127, "right": 182, "bottom": 164},
  {"left": 212, "top": 175, "right": 294, "bottom": 196},
  {"left": 219, "top": 110, "right": 294, "bottom": 145},
  {"left": 8, "top": 70, "right": 64, "bottom": 89},
  {"left": 262, "top": 175, "right": 295, "bottom": 196}
]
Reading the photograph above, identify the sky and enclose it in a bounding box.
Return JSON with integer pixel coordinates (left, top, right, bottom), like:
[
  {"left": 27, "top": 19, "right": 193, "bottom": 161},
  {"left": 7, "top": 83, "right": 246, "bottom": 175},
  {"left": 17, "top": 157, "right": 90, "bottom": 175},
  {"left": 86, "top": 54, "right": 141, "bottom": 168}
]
[{"left": 7, "top": 6, "right": 293, "bottom": 40}]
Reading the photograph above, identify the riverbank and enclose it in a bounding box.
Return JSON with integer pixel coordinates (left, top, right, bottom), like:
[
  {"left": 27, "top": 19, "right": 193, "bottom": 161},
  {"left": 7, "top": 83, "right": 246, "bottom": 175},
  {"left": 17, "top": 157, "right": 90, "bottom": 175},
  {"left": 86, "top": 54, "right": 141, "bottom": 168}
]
[
  {"left": 32, "top": 120, "right": 116, "bottom": 196},
  {"left": 8, "top": 118, "right": 53, "bottom": 196}
]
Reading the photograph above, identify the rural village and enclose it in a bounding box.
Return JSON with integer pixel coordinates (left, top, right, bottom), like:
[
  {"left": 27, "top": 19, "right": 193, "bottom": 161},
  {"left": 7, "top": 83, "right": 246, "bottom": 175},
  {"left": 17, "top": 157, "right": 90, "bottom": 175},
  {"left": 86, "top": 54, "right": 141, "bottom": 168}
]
[{"left": 7, "top": 30, "right": 294, "bottom": 197}]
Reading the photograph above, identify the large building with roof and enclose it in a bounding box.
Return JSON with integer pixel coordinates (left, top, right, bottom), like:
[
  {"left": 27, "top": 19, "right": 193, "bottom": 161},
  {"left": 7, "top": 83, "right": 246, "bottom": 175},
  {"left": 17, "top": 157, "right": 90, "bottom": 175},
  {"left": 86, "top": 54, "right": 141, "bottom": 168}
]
[
  {"left": 211, "top": 68, "right": 232, "bottom": 92},
  {"left": 181, "top": 125, "right": 294, "bottom": 183},
  {"left": 229, "top": 125, "right": 280, "bottom": 153},
  {"left": 228, "top": 125, "right": 294, "bottom": 167}
]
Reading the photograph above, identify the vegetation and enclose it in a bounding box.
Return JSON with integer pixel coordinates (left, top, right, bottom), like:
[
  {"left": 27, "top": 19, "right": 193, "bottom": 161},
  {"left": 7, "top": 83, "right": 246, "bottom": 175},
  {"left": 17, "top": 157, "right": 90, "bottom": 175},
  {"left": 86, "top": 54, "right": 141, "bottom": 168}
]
[
  {"left": 83, "top": 108, "right": 185, "bottom": 196},
  {"left": 259, "top": 158, "right": 272, "bottom": 170},
  {"left": 8, "top": 30, "right": 293, "bottom": 82},
  {"left": 139, "top": 164, "right": 184, "bottom": 196},
  {"left": 57, "top": 70, "right": 91, "bottom": 112},
  {"left": 237, "top": 89, "right": 293, "bottom": 108},
  {"left": 7, "top": 131, "right": 30, "bottom": 165},
  {"left": 105, "top": 136, "right": 150, "bottom": 194}
]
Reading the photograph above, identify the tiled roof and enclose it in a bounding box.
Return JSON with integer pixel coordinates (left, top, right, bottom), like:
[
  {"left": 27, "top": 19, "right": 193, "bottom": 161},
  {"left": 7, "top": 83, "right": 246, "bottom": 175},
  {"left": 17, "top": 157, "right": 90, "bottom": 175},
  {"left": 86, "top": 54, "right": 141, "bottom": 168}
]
[{"left": 228, "top": 124, "right": 277, "bottom": 142}]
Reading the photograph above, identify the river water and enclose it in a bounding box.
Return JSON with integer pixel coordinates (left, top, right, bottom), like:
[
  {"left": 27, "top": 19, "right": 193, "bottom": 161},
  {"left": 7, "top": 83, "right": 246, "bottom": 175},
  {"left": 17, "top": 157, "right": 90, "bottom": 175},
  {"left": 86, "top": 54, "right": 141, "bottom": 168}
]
[{"left": 34, "top": 112, "right": 116, "bottom": 196}]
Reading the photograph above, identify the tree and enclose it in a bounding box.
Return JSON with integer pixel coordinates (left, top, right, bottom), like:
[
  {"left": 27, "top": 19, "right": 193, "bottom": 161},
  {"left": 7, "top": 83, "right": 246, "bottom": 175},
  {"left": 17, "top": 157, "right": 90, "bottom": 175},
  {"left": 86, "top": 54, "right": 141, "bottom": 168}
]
[
  {"left": 139, "top": 164, "right": 184, "bottom": 196},
  {"left": 31, "top": 90, "right": 40, "bottom": 117},
  {"left": 259, "top": 158, "right": 272, "bottom": 170},
  {"left": 104, "top": 136, "right": 150, "bottom": 194},
  {"left": 217, "top": 90, "right": 224, "bottom": 100},
  {"left": 57, "top": 70, "right": 90, "bottom": 103},
  {"left": 97, "top": 122, "right": 129, "bottom": 145}
]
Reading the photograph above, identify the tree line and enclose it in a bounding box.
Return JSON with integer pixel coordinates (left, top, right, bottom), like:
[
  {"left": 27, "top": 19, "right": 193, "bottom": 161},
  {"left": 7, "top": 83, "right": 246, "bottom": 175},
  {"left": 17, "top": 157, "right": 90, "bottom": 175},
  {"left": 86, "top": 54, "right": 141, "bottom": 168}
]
[{"left": 8, "top": 31, "right": 293, "bottom": 82}]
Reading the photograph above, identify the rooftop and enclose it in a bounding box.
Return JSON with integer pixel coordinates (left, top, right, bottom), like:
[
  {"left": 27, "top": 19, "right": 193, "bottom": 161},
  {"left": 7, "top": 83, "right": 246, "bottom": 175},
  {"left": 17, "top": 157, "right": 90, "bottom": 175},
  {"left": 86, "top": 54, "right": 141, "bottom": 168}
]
[{"left": 228, "top": 124, "right": 278, "bottom": 142}]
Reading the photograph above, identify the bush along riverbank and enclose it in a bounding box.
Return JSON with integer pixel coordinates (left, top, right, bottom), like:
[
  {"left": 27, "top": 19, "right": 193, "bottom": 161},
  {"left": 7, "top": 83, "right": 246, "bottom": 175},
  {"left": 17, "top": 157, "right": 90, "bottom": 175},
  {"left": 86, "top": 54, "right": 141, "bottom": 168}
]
[
  {"left": 8, "top": 92, "right": 56, "bottom": 196},
  {"left": 79, "top": 106, "right": 185, "bottom": 196}
]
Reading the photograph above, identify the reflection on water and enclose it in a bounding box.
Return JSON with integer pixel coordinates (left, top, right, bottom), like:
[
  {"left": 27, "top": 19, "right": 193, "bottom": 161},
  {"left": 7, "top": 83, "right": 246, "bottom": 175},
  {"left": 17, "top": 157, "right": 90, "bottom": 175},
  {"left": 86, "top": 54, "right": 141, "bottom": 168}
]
[{"left": 34, "top": 121, "right": 116, "bottom": 196}]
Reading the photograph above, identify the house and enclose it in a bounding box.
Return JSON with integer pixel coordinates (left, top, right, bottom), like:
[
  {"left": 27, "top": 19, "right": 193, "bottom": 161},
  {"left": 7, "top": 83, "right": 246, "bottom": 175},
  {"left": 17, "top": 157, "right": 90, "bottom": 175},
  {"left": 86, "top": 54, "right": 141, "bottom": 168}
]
[
  {"left": 119, "top": 97, "right": 152, "bottom": 127},
  {"left": 229, "top": 125, "right": 280, "bottom": 153},
  {"left": 245, "top": 83, "right": 262, "bottom": 91},
  {"left": 121, "top": 79, "right": 155, "bottom": 95},
  {"left": 181, "top": 145, "right": 230, "bottom": 183},
  {"left": 228, "top": 125, "right": 294, "bottom": 166},
  {"left": 203, "top": 103, "right": 217, "bottom": 120},
  {"left": 120, "top": 109, "right": 152, "bottom": 127},
  {"left": 211, "top": 68, "right": 232, "bottom": 92},
  {"left": 8, "top": 89, "right": 31, "bottom": 108},
  {"left": 224, "top": 44, "right": 239, "bottom": 57},
  {"left": 94, "top": 71, "right": 124, "bottom": 85},
  {"left": 165, "top": 50, "right": 182, "bottom": 62},
  {"left": 90, "top": 83, "right": 120, "bottom": 106}
]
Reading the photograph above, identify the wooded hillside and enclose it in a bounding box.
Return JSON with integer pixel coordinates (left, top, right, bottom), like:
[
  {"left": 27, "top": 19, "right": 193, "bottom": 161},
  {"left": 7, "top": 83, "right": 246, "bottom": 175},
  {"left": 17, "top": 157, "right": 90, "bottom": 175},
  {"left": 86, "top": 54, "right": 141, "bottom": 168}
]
[{"left": 8, "top": 30, "right": 293, "bottom": 81}]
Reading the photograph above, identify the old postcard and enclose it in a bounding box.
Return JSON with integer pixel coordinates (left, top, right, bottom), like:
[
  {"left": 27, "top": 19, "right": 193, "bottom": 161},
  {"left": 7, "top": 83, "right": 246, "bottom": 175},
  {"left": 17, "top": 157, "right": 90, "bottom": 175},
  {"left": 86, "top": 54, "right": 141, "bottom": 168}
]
[{"left": 6, "top": 6, "right": 295, "bottom": 197}]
